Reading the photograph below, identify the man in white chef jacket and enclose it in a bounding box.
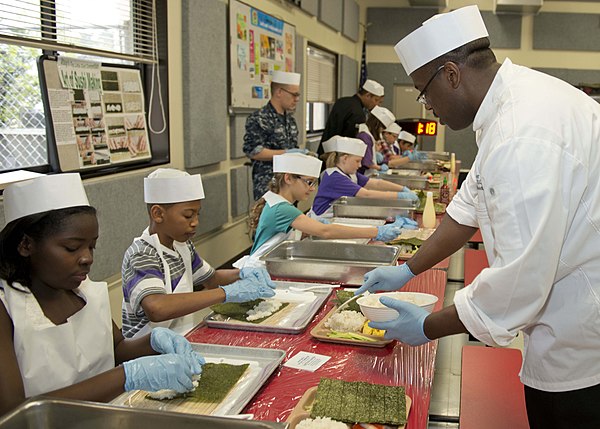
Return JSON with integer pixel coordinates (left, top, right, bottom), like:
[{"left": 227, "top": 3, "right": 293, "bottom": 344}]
[{"left": 355, "top": 6, "right": 600, "bottom": 427}]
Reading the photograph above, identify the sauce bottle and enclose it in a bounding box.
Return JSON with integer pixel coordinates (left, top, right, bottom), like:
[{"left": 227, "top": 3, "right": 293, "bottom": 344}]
[
  {"left": 439, "top": 177, "right": 450, "bottom": 205},
  {"left": 422, "top": 191, "right": 436, "bottom": 229}
]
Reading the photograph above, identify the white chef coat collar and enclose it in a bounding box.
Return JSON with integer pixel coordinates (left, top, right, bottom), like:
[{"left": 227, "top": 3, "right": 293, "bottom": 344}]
[
  {"left": 262, "top": 190, "right": 290, "bottom": 207},
  {"left": 472, "top": 58, "right": 512, "bottom": 141}
]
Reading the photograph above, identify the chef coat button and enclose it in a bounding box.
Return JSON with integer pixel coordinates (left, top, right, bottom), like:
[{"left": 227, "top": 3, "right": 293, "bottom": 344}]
[{"left": 489, "top": 188, "right": 495, "bottom": 196}]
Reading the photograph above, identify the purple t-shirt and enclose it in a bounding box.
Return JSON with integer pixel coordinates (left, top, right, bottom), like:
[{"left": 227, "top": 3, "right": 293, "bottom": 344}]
[
  {"left": 312, "top": 168, "right": 370, "bottom": 215},
  {"left": 357, "top": 131, "right": 374, "bottom": 174}
]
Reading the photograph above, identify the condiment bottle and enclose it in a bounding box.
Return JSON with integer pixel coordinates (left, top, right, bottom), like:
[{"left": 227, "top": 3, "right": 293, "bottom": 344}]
[
  {"left": 422, "top": 191, "right": 436, "bottom": 229},
  {"left": 439, "top": 177, "right": 450, "bottom": 205}
]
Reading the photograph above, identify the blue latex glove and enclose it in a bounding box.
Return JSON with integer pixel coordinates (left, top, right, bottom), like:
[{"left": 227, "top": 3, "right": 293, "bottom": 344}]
[
  {"left": 397, "top": 191, "right": 419, "bottom": 202},
  {"left": 317, "top": 218, "right": 331, "bottom": 224},
  {"left": 355, "top": 263, "right": 415, "bottom": 295},
  {"left": 375, "top": 224, "right": 402, "bottom": 242},
  {"left": 375, "top": 151, "right": 384, "bottom": 164},
  {"left": 221, "top": 278, "right": 276, "bottom": 303},
  {"left": 393, "top": 215, "right": 418, "bottom": 230},
  {"left": 285, "top": 148, "right": 309, "bottom": 155},
  {"left": 123, "top": 352, "right": 204, "bottom": 393},
  {"left": 150, "top": 327, "right": 196, "bottom": 356},
  {"left": 379, "top": 163, "right": 389, "bottom": 173},
  {"left": 369, "top": 297, "right": 431, "bottom": 345},
  {"left": 240, "top": 267, "right": 276, "bottom": 288},
  {"left": 404, "top": 150, "right": 427, "bottom": 161}
]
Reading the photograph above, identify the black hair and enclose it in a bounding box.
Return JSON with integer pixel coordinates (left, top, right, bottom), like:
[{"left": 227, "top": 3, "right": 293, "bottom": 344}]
[
  {"left": 0, "top": 206, "right": 97, "bottom": 288},
  {"left": 424, "top": 37, "right": 496, "bottom": 74},
  {"left": 146, "top": 202, "right": 174, "bottom": 216}
]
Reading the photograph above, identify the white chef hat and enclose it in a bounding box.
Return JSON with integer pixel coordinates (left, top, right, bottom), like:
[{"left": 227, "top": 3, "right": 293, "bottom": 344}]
[
  {"left": 144, "top": 168, "right": 205, "bottom": 204},
  {"left": 272, "top": 71, "right": 301, "bottom": 85},
  {"left": 384, "top": 123, "right": 402, "bottom": 135},
  {"left": 322, "top": 136, "right": 367, "bottom": 157},
  {"left": 273, "top": 153, "right": 322, "bottom": 178},
  {"left": 362, "top": 79, "right": 385, "bottom": 97},
  {"left": 370, "top": 106, "right": 396, "bottom": 128},
  {"left": 399, "top": 131, "right": 416, "bottom": 144},
  {"left": 394, "top": 5, "right": 489, "bottom": 75},
  {"left": 4, "top": 173, "right": 90, "bottom": 225}
]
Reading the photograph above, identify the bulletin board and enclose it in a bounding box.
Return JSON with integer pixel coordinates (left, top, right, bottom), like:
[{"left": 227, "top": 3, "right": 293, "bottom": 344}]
[
  {"left": 38, "top": 55, "right": 152, "bottom": 172},
  {"left": 230, "top": 0, "right": 296, "bottom": 108}
]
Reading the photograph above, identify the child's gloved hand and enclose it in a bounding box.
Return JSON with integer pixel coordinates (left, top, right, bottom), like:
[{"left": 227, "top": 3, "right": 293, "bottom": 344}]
[
  {"left": 368, "top": 297, "right": 431, "bottom": 345},
  {"left": 379, "top": 163, "right": 389, "bottom": 173},
  {"left": 397, "top": 191, "right": 419, "bottom": 202},
  {"left": 240, "top": 267, "right": 276, "bottom": 288},
  {"left": 150, "top": 327, "right": 196, "bottom": 356},
  {"left": 393, "top": 215, "right": 419, "bottom": 230},
  {"left": 221, "top": 278, "right": 276, "bottom": 303},
  {"left": 123, "top": 352, "right": 204, "bottom": 393},
  {"left": 375, "top": 225, "right": 402, "bottom": 242}
]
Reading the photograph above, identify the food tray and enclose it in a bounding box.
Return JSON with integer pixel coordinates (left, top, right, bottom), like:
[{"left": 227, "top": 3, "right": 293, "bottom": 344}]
[
  {"left": 0, "top": 396, "right": 287, "bottom": 429},
  {"left": 205, "top": 282, "right": 332, "bottom": 334},
  {"left": 376, "top": 173, "right": 430, "bottom": 190},
  {"left": 396, "top": 159, "right": 440, "bottom": 171},
  {"left": 286, "top": 386, "right": 411, "bottom": 429},
  {"left": 0, "top": 398, "right": 287, "bottom": 429},
  {"left": 332, "top": 196, "right": 417, "bottom": 220},
  {"left": 421, "top": 151, "right": 451, "bottom": 161},
  {"left": 260, "top": 241, "right": 400, "bottom": 285},
  {"left": 111, "top": 343, "right": 286, "bottom": 416},
  {"left": 310, "top": 307, "right": 393, "bottom": 348}
]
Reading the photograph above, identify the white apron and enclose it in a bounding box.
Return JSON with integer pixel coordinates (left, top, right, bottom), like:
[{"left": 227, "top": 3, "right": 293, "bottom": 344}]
[
  {"left": 0, "top": 278, "right": 114, "bottom": 397},
  {"left": 132, "top": 228, "right": 195, "bottom": 338},
  {"left": 357, "top": 124, "right": 379, "bottom": 176},
  {"left": 234, "top": 191, "right": 297, "bottom": 269}
]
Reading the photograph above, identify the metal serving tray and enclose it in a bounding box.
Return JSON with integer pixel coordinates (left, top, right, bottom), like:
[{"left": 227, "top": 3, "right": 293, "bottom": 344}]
[
  {"left": 373, "top": 173, "right": 429, "bottom": 190},
  {"left": 310, "top": 217, "right": 386, "bottom": 245},
  {"left": 421, "top": 151, "right": 451, "bottom": 161},
  {"left": 111, "top": 343, "right": 286, "bottom": 416},
  {"left": 397, "top": 159, "right": 440, "bottom": 170},
  {"left": 205, "top": 281, "right": 332, "bottom": 334},
  {"left": 0, "top": 398, "right": 287, "bottom": 429},
  {"left": 260, "top": 240, "right": 400, "bottom": 285},
  {"left": 332, "top": 196, "right": 417, "bottom": 219}
]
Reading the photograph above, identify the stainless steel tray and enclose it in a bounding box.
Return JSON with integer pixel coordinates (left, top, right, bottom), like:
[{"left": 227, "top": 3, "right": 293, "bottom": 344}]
[
  {"left": 205, "top": 281, "right": 332, "bottom": 334},
  {"left": 0, "top": 397, "right": 287, "bottom": 429},
  {"left": 310, "top": 217, "right": 386, "bottom": 245},
  {"left": 396, "top": 159, "right": 440, "bottom": 170},
  {"left": 111, "top": 343, "right": 286, "bottom": 416},
  {"left": 421, "top": 151, "right": 451, "bottom": 161},
  {"left": 372, "top": 173, "right": 429, "bottom": 189},
  {"left": 260, "top": 240, "right": 400, "bottom": 285},
  {"left": 332, "top": 196, "right": 417, "bottom": 219}
]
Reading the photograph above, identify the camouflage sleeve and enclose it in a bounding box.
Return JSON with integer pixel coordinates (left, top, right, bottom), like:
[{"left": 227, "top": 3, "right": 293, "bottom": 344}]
[{"left": 243, "top": 112, "right": 269, "bottom": 157}]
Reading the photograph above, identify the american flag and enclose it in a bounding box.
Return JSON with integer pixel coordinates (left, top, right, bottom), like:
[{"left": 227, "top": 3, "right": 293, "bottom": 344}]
[{"left": 359, "top": 37, "right": 367, "bottom": 87}]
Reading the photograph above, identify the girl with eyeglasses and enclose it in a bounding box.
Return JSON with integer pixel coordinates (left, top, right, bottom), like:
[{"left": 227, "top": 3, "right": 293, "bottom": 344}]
[{"left": 237, "top": 153, "right": 412, "bottom": 268}]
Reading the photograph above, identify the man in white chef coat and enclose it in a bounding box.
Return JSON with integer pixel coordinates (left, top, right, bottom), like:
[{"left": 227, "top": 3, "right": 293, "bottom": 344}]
[{"left": 355, "top": 6, "right": 600, "bottom": 428}]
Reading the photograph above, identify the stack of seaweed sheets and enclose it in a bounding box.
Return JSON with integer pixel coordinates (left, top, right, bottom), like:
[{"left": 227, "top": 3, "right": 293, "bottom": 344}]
[{"left": 311, "top": 378, "right": 407, "bottom": 426}]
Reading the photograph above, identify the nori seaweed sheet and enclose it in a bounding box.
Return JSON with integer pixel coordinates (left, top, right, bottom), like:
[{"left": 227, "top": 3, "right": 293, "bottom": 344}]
[
  {"left": 333, "top": 290, "right": 361, "bottom": 313},
  {"left": 310, "top": 378, "right": 407, "bottom": 425},
  {"left": 210, "top": 300, "right": 289, "bottom": 324}
]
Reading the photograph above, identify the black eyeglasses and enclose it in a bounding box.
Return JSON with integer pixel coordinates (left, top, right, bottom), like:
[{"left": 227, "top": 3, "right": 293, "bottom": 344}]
[
  {"left": 415, "top": 65, "right": 445, "bottom": 105},
  {"left": 280, "top": 87, "right": 301, "bottom": 98},
  {"left": 296, "top": 176, "right": 317, "bottom": 188}
]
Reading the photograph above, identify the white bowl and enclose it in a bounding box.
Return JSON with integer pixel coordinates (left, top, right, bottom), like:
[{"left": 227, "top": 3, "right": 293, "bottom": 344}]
[{"left": 357, "top": 292, "right": 438, "bottom": 322}]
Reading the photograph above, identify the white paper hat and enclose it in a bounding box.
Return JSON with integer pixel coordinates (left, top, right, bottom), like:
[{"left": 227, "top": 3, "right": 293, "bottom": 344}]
[
  {"left": 394, "top": 5, "right": 489, "bottom": 75},
  {"left": 362, "top": 79, "right": 384, "bottom": 97},
  {"left": 322, "top": 136, "right": 367, "bottom": 157},
  {"left": 144, "top": 168, "right": 205, "bottom": 203},
  {"left": 272, "top": 71, "right": 301, "bottom": 85},
  {"left": 384, "top": 123, "right": 402, "bottom": 135},
  {"left": 273, "top": 153, "right": 322, "bottom": 178},
  {"left": 399, "top": 131, "right": 416, "bottom": 144},
  {"left": 370, "top": 106, "right": 396, "bottom": 128},
  {"left": 4, "top": 173, "right": 90, "bottom": 225}
]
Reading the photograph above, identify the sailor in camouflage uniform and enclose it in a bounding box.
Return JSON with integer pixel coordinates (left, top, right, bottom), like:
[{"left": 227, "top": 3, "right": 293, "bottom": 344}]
[{"left": 243, "top": 71, "right": 306, "bottom": 200}]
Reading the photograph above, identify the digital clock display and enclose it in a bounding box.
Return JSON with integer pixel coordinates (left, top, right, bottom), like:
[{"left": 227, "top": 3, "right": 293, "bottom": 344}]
[{"left": 396, "top": 118, "right": 438, "bottom": 137}]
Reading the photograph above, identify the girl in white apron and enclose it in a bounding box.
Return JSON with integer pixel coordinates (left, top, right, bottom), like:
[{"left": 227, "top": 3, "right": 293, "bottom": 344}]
[
  {"left": 122, "top": 168, "right": 275, "bottom": 339},
  {"left": 311, "top": 136, "right": 420, "bottom": 219},
  {"left": 238, "top": 153, "right": 413, "bottom": 268},
  {"left": 0, "top": 174, "right": 202, "bottom": 415}
]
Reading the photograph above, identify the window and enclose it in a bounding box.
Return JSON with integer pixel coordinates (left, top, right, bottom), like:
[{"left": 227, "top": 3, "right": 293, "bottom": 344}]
[
  {"left": 305, "top": 44, "right": 336, "bottom": 134},
  {"left": 0, "top": 0, "right": 168, "bottom": 175}
]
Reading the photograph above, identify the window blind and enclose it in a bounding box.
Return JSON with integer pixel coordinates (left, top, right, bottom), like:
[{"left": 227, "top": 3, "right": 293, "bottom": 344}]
[
  {"left": 0, "top": 0, "right": 156, "bottom": 63},
  {"left": 306, "top": 45, "right": 336, "bottom": 103}
]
